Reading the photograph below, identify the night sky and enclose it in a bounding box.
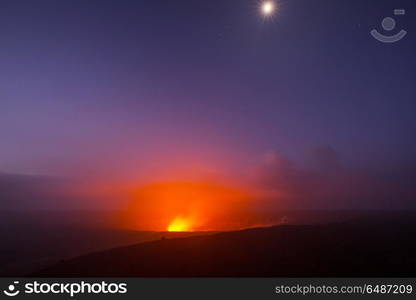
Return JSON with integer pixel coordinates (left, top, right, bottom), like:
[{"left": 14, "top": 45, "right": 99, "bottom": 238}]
[{"left": 0, "top": 0, "right": 415, "bottom": 210}]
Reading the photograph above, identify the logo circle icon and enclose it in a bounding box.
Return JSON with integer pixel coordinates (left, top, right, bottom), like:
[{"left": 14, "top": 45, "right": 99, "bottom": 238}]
[
  {"left": 382, "top": 17, "right": 396, "bottom": 31},
  {"left": 3, "top": 282, "right": 20, "bottom": 297},
  {"left": 370, "top": 9, "right": 407, "bottom": 43}
]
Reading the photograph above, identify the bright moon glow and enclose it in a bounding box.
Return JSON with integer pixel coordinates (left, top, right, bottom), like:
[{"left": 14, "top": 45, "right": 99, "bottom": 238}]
[
  {"left": 261, "top": 1, "right": 276, "bottom": 16},
  {"left": 167, "top": 216, "right": 192, "bottom": 232}
]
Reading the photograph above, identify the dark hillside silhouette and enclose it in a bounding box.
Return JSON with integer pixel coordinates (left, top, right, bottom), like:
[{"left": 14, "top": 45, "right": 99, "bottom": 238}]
[{"left": 34, "top": 215, "right": 416, "bottom": 277}]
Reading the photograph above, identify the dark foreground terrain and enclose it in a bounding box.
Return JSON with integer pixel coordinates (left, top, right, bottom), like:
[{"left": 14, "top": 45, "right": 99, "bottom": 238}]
[
  {"left": 0, "top": 211, "right": 210, "bottom": 276},
  {"left": 34, "top": 215, "right": 416, "bottom": 277}
]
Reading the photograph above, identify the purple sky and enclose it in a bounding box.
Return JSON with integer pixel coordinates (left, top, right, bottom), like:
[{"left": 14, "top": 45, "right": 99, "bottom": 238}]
[{"left": 0, "top": 0, "right": 415, "bottom": 188}]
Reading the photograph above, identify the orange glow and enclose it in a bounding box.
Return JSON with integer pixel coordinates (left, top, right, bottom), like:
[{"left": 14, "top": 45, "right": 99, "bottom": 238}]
[
  {"left": 122, "top": 181, "right": 252, "bottom": 232},
  {"left": 167, "top": 216, "right": 192, "bottom": 232}
]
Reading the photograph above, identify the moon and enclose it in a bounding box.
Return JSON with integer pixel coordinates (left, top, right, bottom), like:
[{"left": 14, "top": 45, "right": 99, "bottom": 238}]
[{"left": 261, "top": 1, "right": 276, "bottom": 16}]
